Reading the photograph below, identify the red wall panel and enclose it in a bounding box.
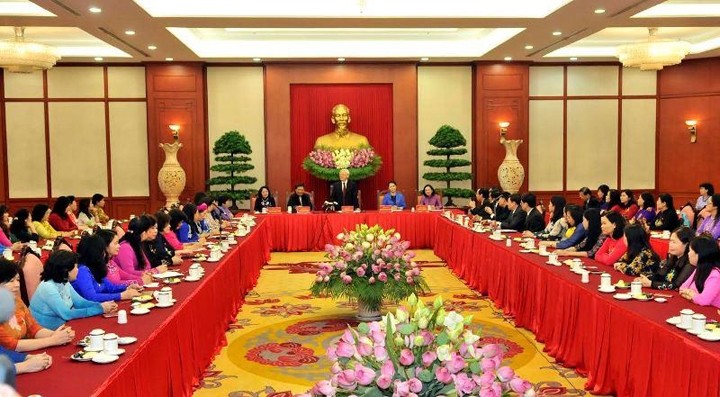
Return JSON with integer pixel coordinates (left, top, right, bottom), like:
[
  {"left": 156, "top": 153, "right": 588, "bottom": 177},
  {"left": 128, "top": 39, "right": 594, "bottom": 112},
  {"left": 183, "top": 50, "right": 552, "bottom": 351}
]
[
  {"left": 657, "top": 58, "right": 720, "bottom": 201},
  {"left": 146, "top": 64, "right": 207, "bottom": 209}
]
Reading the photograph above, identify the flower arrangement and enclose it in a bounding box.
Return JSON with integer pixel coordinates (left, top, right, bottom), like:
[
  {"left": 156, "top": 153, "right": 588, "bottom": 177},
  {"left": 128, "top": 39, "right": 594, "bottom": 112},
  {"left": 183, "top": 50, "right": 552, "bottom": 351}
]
[
  {"left": 310, "top": 225, "right": 428, "bottom": 313},
  {"left": 303, "top": 146, "right": 382, "bottom": 181},
  {"left": 300, "top": 294, "right": 535, "bottom": 397}
]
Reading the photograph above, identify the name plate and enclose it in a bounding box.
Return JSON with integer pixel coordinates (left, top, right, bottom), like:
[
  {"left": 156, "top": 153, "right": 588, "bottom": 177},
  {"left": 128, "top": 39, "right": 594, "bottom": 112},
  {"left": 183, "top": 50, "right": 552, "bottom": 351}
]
[
  {"left": 296, "top": 206, "right": 311, "bottom": 214},
  {"left": 379, "top": 205, "right": 393, "bottom": 213},
  {"left": 341, "top": 206, "right": 355, "bottom": 213},
  {"left": 415, "top": 205, "right": 429, "bottom": 212},
  {"left": 267, "top": 207, "right": 282, "bottom": 214}
]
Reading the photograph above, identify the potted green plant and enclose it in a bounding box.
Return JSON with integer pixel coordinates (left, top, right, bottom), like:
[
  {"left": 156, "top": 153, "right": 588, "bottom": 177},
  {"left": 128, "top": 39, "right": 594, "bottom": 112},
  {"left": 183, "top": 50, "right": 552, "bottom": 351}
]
[
  {"left": 207, "top": 130, "right": 258, "bottom": 209},
  {"left": 422, "top": 125, "right": 474, "bottom": 207}
]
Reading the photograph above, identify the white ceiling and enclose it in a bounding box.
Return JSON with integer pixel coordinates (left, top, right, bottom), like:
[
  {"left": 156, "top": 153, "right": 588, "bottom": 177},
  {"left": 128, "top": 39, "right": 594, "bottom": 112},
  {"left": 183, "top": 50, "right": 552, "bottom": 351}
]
[{"left": 0, "top": 0, "right": 718, "bottom": 63}]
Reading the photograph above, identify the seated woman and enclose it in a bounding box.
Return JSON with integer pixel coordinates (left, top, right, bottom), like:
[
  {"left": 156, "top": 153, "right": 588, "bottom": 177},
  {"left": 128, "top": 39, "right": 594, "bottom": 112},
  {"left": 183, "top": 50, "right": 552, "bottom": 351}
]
[
  {"left": 633, "top": 192, "right": 655, "bottom": 225},
  {"left": 554, "top": 208, "right": 602, "bottom": 256},
  {"left": 419, "top": 184, "right": 443, "bottom": 209},
  {"left": 254, "top": 186, "right": 277, "bottom": 212},
  {"left": 200, "top": 197, "right": 222, "bottom": 233},
  {"left": 696, "top": 182, "right": 714, "bottom": 212},
  {"left": 650, "top": 193, "right": 680, "bottom": 231},
  {"left": 96, "top": 229, "right": 151, "bottom": 286},
  {"left": 166, "top": 210, "right": 199, "bottom": 252},
  {"left": 29, "top": 251, "right": 116, "bottom": 330},
  {"left": 216, "top": 195, "right": 234, "bottom": 220},
  {"left": 541, "top": 205, "right": 586, "bottom": 249},
  {"left": 613, "top": 224, "right": 659, "bottom": 276},
  {"left": 593, "top": 211, "right": 628, "bottom": 266},
  {"left": 618, "top": 189, "right": 639, "bottom": 220},
  {"left": 90, "top": 194, "right": 110, "bottom": 224},
  {"left": 679, "top": 236, "right": 720, "bottom": 308},
  {"left": 143, "top": 211, "right": 182, "bottom": 267},
  {"left": 597, "top": 184, "right": 610, "bottom": 211},
  {"left": 696, "top": 194, "right": 720, "bottom": 239},
  {"left": 75, "top": 198, "right": 98, "bottom": 229},
  {"left": 71, "top": 235, "right": 141, "bottom": 302},
  {"left": 178, "top": 204, "right": 202, "bottom": 243},
  {"left": 48, "top": 196, "right": 77, "bottom": 232},
  {"left": 605, "top": 189, "right": 622, "bottom": 214},
  {"left": 32, "top": 204, "right": 71, "bottom": 240},
  {"left": 382, "top": 181, "right": 407, "bottom": 209},
  {"left": 636, "top": 226, "right": 694, "bottom": 290},
  {"left": 0, "top": 206, "right": 22, "bottom": 252},
  {"left": 524, "top": 196, "right": 567, "bottom": 240},
  {"left": 196, "top": 203, "right": 213, "bottom": 235},
  {"left": 113, "top": 215, "right": 167, "bottom": 281},
  {"left": 0, "top": 260, "right": 75, "bottom": 350},
  {"left": 10, "top": 209, "right": 39, "bottom": 243}
]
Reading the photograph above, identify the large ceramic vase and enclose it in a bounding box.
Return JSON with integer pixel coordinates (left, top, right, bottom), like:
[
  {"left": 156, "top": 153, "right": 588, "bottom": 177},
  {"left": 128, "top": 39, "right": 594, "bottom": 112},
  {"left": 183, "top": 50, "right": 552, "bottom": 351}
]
[
  {"left": 497, "top": 138, "right": 525, "bottom": 194},
  {"left": 158, "top": 141, "right": 186, "bottom": 208},
  {"left": 356, "top": 299, "right": 382, "bottom": 322}
]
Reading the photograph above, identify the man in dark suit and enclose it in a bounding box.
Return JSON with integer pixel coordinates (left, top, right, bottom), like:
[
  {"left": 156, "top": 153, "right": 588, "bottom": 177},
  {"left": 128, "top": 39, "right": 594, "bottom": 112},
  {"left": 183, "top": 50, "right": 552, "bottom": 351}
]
[
  {"left": 329, "top": 169, "right": 359, "bottom": 209},
  {"left": 579, "top": 187, "right": 600, "bottom": 210},
  {"left": 501, "top": 194, "right": 526, "bottom": 231},
  {"left": 468, "top": 188, "right": 492, "bottom": 219},
  {"left": 522, "top": 192, "right": 545, "bottom": 232},
  {"left": 489, "top": 191, "right": 511, "bottom": 222},
  {"left": 286, "top": 183, "right": 313, "bottom": 213}
]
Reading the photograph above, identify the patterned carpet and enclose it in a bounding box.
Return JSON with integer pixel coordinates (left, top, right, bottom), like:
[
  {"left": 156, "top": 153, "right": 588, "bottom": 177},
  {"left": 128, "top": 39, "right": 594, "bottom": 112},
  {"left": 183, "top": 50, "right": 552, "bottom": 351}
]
[{"left": 193, "top": 251, "right": 601, "bottom": 397}]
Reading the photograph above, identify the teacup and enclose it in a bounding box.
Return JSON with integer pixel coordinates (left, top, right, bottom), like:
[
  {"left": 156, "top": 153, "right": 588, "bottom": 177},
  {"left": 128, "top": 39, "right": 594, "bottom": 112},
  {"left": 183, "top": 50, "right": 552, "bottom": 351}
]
[
  {"left": 549, "top": 253, "right": 559, "bottom": 264},
  {"left": 221, "top": 241, "right": 230, "bottom": 252},
  {"left": 581, "top": 270, "right": 590, "bottom": 284},
  {"left": 189, "top": 263, "right": 201, "bottom": 278},
  {"left": 539, "top": 245, "right": 547, "bottom": 255},
  {"left": 600, "top": 273, "right": 612, "bottom": 289},
  {"left": 88, "top": 328, "right": 105, "bottom": 351},
  {"left": 227, "top": 234, "right": 236, "bottom": 243},
  {"left": 680, "top": 309, "right": 695, "bottom": 329},
  {"left": 103, "top": 333, "right": 119, "bottom": 353},
  {"left": 692, "top": 313, "right": 707, "bottom": 334},
  {"left": 154, "top": 290, "right": 172, "bottom": 306},
  {"left": 210, "top": 249, "right": 221, "bottom": 261},
  {"left": 630, "top": 281, "right": 642, "bottom": 296}
]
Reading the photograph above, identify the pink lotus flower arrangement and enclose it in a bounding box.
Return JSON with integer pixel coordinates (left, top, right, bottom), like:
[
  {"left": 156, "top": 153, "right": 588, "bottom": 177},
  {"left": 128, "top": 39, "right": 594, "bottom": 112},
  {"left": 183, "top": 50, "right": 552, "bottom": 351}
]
[
  {"left": 303, "top": 146, "right": 382, "bottom": 181},
  {"left": 310, "top": 225, "right": 428, "bottom": 313},
  {"left": 299, "top": 294, "right": 535, "bottom": 397}
]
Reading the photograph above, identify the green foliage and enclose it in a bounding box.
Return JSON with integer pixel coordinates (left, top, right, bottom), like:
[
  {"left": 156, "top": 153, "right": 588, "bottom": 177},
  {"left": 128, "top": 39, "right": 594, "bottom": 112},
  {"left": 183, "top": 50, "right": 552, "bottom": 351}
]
[
  {"left": 428, "top": 125, "right": 466, "bottom": 148},
  {"left": 422, "top": 124, "right": 473, "bottom": 206},
  {"left": 207, "top": 130, "right": 257, "bottom": 205},
  {"left": 427, "top": 148, "right": 468, "bottom": 156}
]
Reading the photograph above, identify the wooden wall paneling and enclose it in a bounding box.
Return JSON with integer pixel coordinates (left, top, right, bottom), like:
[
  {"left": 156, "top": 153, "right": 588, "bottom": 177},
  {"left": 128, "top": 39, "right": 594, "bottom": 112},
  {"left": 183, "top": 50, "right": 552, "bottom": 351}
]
[
  {"left": 146, "top": 64, "right": 207, "bottom": 210},
  {"left": 110, "top": 197, "right": 152, "bottom": 219},
  {"left": 0, "top": 71, "right": 6, "bottom": 204},
  {"left": 473, "top": 64, "right": 529, "bottom": 192},
  {"left": 264, "top": 64, "right": 417, "bottom": 196}
]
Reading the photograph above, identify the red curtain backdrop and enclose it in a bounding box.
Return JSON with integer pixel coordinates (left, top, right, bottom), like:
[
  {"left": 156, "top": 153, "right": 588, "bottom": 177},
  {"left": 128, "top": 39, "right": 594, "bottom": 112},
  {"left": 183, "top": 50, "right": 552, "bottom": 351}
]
[{"left": 290, "top": 84, "right": 394, "bottom": 210}]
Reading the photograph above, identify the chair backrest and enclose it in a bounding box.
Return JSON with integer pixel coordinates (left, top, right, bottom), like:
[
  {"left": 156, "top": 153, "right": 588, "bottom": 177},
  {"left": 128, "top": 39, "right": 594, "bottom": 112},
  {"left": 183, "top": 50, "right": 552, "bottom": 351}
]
[
  {"left": 680, "top": 205, "right": 695, "bottom": 228},
  {"left": 21, "top": 253, "right": 43, "bottom": 303},
  {"left": 377, "top": 190, "right": 388, "bottom": 207}
]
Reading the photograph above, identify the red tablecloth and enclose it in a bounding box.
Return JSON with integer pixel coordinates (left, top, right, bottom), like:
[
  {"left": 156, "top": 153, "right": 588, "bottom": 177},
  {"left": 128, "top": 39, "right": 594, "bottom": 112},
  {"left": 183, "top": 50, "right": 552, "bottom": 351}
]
[
  {"left": 434, "top": 217, "right": 720, "bottom": 397},
  {"left": 258, "top": 211, "right": 438, "bottom": 251},
  {"left": 650, "top": 237, "right": 669, "bottom": 258},
  {"left": 15, "top": 219, "right": 271, "bottom": 397}
]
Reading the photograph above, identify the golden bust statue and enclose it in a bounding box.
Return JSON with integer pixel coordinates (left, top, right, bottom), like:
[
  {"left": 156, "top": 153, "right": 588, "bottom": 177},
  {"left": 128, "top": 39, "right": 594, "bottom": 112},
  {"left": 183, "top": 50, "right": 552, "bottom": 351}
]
[{"left": 313, "top": 104, "right": 370, "bottom": 150}]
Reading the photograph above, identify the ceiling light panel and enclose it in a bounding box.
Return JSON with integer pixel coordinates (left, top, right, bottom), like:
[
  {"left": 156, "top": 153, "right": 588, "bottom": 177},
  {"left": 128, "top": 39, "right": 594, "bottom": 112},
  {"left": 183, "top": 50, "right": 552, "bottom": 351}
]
[
  {"left": 168, "top": 27, "right": 524, "bottom": 58},
  {"left": 545, "top": 26, "right": 720, "bottom": 58},
  {"left": 633, "top": 0, "right": 720, "bottom": 18},
  {"left": 0, "top": 26, "right": 131, "bottom": 57},
  {"left": 0, "top": 0, "right": 55, "bottom": 16},
  {"left": 137, "top": 0, "right": 571, "bottom": 18}
]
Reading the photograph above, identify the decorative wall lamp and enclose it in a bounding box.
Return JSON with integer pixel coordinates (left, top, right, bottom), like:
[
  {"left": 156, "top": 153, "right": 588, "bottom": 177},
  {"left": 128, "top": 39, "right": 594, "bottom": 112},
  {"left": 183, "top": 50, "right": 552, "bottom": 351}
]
[
  {"left": 498, "top": 121, "right": 510, "bottom": 138},
  {"left": 685, "top": 120, "right": 697, "bottom": 143},
  {"left": 158, "top": 124, "right": 186, "bottom": 207}
]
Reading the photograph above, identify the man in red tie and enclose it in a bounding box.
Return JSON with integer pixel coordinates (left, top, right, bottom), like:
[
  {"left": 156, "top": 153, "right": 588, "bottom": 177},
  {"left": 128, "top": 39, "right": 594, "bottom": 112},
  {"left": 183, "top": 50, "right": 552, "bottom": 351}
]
[{"left": 329, "top": 169, "right": 359, "bottom": 209}]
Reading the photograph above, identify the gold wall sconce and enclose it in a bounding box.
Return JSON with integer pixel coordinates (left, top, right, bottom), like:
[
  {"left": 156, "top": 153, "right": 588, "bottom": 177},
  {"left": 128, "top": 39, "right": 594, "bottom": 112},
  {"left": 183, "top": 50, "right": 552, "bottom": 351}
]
[
  {"left": 168, "top": 124, "right": 180, "bottom": 140},
  {"left": 499, "top": 121, "right": 510, "bottom": 137},
  {"left": 685, "top": 120, "right": 697, "bottom": 143}
]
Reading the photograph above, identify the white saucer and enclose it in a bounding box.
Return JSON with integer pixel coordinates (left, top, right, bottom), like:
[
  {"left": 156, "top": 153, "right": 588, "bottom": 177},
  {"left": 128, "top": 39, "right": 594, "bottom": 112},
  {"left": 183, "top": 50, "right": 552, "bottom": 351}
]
[
  {"left": 545, "top": 261, "right": 562, "bottom": 267},
  {"left": 518, "top": 249, "right": 532, "bottom": 253},
  {"left": 155, "top": 302, "right": 174, "bottom": 308},
  {"left": 613, "top": 293, "right": 632, "bottom": 300},
  {"left": 103, "top": 348, "right": 125, "bottom": 356},
  {"left": 83, "top": 346, "right": 104, "bottom": 352},
  {"left": 130, "top": 308, "right": 150, "bottom": 315},
  {"left": 206, "top": 258, "right": 221, "bottom": 263},
  {"left": 654, "top": 298, "right": 667, "bottom": 303},
  {"left": 538, "top": 252, "right": 550, "bottom": 257},
  {"left": 184, "top": 276, "right": 201, "bottom": 282},
  {"left": 143, "top": 282, "right": 159, "bottom": 288},
  {"left": 665, "top": 316, "right": 681, "bottom": 325},
  {"left": 687, "top": 328, "right": 703, "bottom": 335},
  {"left": 91, "top": 353, "right": 119, "bottom": 364},
  {"left": 118, "top": 337, "right": 137, "bottom": 345},
  {"left": 598, "top": 286, "right": 616, "bottom": 293},
  {"left": 676, "top": 323, "right": 692, "bottom": 330},
  {"left": 227, "top": 240, "right": 238, "bottom": 245},
  {"left": 698, "top": 332, "right": 720, "bottom": 342}
]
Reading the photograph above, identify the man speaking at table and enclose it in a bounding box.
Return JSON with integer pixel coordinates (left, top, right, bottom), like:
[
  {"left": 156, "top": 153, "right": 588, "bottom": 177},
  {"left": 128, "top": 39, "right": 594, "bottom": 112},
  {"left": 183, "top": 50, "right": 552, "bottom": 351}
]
[{"left": 329, "top": 169, "right": 359, "bottom": 210}]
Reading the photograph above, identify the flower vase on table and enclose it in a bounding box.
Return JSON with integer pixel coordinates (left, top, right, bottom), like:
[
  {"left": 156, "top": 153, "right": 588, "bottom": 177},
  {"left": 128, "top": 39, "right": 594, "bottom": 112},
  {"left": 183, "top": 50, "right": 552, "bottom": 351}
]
[{"left": 310, "top": 224, "right": 428, "bottom": 322}]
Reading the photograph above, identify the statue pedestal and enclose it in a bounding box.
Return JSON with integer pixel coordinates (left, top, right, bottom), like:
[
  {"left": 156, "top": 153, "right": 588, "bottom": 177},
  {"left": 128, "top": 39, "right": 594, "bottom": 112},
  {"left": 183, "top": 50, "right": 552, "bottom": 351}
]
[
  {"left": 158, "top": 141, "right": 186, "bottom": 208},
  {"left": 497, "top": 138, "right": 525, "bottom": 194}
]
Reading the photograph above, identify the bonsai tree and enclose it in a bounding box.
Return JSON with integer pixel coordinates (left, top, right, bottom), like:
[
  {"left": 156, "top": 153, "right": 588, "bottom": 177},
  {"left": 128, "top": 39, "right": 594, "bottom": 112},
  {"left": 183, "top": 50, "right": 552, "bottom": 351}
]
[
  {"left": 207, "top": 130, "right": 257, "bottom": 208},
  {"left": 422, "top": 124, "right": 474, "bottom": 207}
]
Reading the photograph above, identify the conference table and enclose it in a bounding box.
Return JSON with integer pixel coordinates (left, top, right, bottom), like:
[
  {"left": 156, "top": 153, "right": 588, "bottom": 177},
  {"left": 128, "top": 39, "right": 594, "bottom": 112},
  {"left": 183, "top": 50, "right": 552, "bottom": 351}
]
[
  {"left": 13, "top": 211, "right": 717, "bottom": 397},
  {"left": 434, "top": 216, "right": 720, "bottom": 397}
]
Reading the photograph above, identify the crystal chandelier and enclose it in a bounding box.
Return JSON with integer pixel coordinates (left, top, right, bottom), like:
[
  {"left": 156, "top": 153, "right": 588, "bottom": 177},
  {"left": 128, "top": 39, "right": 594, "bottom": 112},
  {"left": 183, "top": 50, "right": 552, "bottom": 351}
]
[
  {"left": 0, "top": 27, "right": 61, "bottom": 73},
  {"left": 616, "top": 28, "right": 690, "bottom": 71}
]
